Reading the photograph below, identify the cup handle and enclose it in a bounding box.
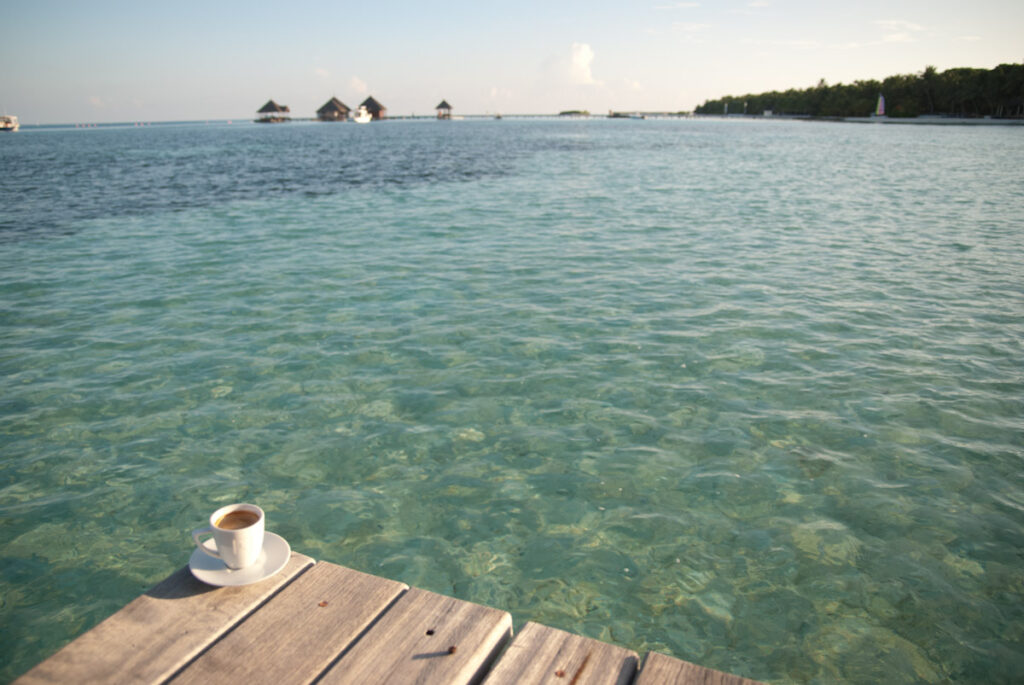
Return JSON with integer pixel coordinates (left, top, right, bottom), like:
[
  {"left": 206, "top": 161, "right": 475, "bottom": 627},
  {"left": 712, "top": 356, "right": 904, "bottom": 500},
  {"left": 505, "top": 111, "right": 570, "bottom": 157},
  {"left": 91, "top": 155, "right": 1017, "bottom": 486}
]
[{"left": 191, "top": 526, "right": 222, "bottom": 559}]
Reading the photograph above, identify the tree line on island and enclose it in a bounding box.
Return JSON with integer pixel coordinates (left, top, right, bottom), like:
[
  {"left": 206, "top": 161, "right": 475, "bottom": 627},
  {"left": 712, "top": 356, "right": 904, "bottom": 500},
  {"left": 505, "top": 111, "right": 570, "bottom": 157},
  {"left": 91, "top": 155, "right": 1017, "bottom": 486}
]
[{"left": 695, "top": 63, "right": 1024, "bottom": 118}]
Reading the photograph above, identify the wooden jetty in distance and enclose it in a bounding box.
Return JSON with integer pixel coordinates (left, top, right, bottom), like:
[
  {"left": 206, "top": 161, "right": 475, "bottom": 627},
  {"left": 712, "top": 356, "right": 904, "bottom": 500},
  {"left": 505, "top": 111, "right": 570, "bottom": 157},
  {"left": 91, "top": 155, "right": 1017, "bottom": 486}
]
[{"left": 15, "top": 553, "right": 763, "bottom": 684}]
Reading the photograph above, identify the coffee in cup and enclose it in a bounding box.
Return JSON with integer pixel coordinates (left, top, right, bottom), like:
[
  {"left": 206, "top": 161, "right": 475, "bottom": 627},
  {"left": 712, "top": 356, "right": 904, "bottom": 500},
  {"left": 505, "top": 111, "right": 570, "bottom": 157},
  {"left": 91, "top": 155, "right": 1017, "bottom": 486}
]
[
  {"left": 216, "top": 509, "right": 260, "bottom": 530},
  {"left": 192, "top": 503, "right": 265, "bottom": 569}
]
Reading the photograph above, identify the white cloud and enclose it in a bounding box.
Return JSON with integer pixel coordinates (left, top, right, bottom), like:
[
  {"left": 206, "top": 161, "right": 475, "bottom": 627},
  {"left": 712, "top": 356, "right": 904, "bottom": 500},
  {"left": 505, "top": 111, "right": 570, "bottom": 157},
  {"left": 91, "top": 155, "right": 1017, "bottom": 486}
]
[
  {"left": 730, "top": 1, "right": 770, "bottom": 15},
  {"left": 654, "top": 2, "right": 700, "bottom": 9},
  {"left": 742, "top": 37, "right": 879, "bottom": 51},
  {"left": 875, "top": 20, "right": 926, "bottom": 32},
  {"left": 758, "top": 39, "right": 821, "bottom": 49},
  {"left": 672, "top": 22, "right": 710, "bottom": 33},
  {"left": 666, "top": 22, "right": 711, "bottom": 43},
  {"left": 88, "top": 95, "right": 104, "bottom": 108},
  {"left": 875, "top": 19, "right": 926, "bottom": 43},
  {"left": 314, "top": 67, "right": 330, "bottom": 79},
  {"left": 569, "top": 42, "right": 601, "bottom": 86},
  {"left": 881, "top": 32, "right": 914, "bottom": 43},
  {"left": 538, "top": 42, "right": 605, "bottom": 96},
  {"left": 350, "top": 76, "right": 368, "bottom": 94},
  {"left": 489, "top": 86, "right": 513, "bottom": 100}
]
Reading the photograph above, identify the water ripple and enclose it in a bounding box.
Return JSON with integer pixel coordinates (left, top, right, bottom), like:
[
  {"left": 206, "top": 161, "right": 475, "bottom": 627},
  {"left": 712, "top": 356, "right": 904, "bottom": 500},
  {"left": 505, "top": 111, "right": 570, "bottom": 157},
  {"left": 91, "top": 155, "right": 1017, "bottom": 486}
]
[{"left": 2, "top": 120, "right": 1024, "bottom": 683}]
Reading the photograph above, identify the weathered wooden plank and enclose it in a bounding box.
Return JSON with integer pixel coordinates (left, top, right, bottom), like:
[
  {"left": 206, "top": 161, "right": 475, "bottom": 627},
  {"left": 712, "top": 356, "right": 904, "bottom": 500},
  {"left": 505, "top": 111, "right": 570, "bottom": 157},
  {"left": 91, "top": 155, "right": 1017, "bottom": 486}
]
[
  {"left": 171, "top": 562, "right": 407, "bottom": 685},
  {"left": 317, "top": 586, "right": 512, "bottom": 685},
  {"left": 14, "top": 553, "right": 314, "bottom": 685},
  {"left": 635, "top": 652, "right": 765, "bottom": 685},
  {"left": 483, "top": 621, "right": 637, "bottom": 685}
]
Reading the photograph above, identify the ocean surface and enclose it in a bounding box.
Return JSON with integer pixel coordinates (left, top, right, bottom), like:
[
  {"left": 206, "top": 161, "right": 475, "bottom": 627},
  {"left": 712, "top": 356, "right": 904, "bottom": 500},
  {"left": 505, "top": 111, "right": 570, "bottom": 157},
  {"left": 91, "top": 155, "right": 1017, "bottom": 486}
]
[{"left": 1, "top": 117, "right": 1022, "bottom": 683}]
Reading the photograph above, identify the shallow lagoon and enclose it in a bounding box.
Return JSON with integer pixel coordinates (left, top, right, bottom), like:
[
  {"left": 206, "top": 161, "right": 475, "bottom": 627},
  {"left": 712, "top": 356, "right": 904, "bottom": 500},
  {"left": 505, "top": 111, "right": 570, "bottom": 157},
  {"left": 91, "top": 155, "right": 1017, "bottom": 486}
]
[{"left": 2, "top": 118, "right": 1023, "bottom": 682}]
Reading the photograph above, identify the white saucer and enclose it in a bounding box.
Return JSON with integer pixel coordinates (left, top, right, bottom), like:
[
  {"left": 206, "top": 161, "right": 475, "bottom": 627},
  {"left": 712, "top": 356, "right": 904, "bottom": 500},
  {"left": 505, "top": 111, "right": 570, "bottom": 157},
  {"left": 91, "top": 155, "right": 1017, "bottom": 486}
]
[{"left": 189, "top": 531, "right": 291, "bottom": 587}]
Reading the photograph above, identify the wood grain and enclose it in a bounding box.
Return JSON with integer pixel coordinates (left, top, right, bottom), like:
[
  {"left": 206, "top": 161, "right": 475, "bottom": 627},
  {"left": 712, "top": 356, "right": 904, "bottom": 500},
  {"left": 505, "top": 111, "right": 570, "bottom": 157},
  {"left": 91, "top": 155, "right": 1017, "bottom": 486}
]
[
  {"left": 317, "top": 586, "right": 512, "bottom": 685},
  {"left": 482, "top": 621, "right": 637, "bottom": 685},
  {"left": 14, "top": 553, "right": 314, "bottom": 685},
  {"left": 634, "top": 651, "right": 765, "bottom": 685},
  {"left": 16, "top": 556, "right": 766, "bottom": 685},
  {"left": 171, "top": 562, "right": 407, "bottom": 685}
]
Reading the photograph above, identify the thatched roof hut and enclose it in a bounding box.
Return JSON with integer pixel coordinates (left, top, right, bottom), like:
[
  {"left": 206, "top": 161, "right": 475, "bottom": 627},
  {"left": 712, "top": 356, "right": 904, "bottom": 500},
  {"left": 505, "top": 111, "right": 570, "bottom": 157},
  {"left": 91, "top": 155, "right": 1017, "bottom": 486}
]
[
  {"left": 360, "top": 96, "right": 387, "bottom": 120},
  {"left": 317, "top": 97, "right": 351, "bottom": 122},
  {"left": 436, "top": 100, "right": 452, "bottom": 119},
  {"left": 256, "top": 99, "right": 290, "bottom": 123}
]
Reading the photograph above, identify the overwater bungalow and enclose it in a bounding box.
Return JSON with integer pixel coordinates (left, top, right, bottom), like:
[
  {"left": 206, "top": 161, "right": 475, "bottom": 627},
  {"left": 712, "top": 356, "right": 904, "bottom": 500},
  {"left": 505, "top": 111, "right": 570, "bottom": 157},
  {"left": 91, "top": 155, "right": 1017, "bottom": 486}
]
[
  {"left": 256, "top": 100, "right": 290, "bottom": 123},
  {"left": 436, "top": 100, "right": 452, "bottom": 120},
  {"left": 317, "top": 97, "right": 351, "bottom": 122},
  {"left": 359, "top": 96, "right": 387, "bottom": 121}
]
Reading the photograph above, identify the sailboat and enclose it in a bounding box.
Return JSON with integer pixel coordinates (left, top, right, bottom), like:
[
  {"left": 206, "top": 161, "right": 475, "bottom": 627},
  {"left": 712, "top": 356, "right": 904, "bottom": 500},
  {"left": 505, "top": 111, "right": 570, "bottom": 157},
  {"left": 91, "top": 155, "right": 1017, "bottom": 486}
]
[{"left": 875, "top": 94, "right": 886, "bottom": 117}]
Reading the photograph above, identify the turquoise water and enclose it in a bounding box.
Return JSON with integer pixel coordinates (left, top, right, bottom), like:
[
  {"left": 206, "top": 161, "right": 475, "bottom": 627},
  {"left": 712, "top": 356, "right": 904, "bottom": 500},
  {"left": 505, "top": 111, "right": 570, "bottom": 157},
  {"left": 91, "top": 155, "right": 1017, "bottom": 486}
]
[{"left": 1, "top": 119, "right": 1023, "bottom": 683}]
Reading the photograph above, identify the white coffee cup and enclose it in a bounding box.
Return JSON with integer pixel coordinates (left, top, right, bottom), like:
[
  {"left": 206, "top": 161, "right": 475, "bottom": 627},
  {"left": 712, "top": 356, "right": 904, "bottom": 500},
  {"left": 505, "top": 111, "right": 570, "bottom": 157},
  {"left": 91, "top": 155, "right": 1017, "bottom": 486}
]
[{"left": 191, "top": 503, "right": 265, "bottom": 569}]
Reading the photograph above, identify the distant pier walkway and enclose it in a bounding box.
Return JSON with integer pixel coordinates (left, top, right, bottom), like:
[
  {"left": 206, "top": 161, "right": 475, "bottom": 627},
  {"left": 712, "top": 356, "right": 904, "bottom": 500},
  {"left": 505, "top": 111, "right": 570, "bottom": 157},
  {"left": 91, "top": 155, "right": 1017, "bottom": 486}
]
[{"left": 15, "top": 552, "right": 761, "bottom": 684}]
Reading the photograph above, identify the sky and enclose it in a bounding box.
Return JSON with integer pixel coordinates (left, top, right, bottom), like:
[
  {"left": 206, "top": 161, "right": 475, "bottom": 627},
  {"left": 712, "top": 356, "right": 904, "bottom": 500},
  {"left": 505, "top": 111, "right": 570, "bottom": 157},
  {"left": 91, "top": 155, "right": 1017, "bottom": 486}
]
[{"left": 2, "top": 0, "right": 1021, "bottom": 124}]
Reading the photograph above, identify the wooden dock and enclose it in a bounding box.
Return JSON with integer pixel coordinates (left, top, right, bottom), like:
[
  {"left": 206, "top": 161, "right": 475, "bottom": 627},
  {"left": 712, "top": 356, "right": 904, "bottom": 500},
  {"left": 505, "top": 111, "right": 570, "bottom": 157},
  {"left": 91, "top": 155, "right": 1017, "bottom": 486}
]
[{"left": 15, "top": 552, "right": 762, "bottom": 685}]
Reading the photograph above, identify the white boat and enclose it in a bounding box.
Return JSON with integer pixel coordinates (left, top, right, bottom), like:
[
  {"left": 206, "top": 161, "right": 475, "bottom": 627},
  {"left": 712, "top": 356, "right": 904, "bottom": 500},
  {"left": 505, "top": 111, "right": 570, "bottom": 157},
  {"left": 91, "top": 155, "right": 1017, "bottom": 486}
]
[
  {"left": 0, "top": 115, "right": 18, "bottom": 132},
  {"left": 352, "top": 106, "right": 372, "bottom": 124}
]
